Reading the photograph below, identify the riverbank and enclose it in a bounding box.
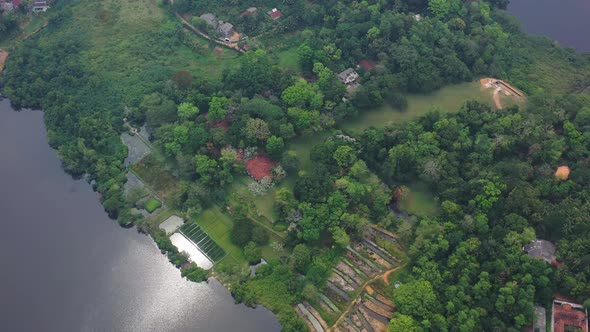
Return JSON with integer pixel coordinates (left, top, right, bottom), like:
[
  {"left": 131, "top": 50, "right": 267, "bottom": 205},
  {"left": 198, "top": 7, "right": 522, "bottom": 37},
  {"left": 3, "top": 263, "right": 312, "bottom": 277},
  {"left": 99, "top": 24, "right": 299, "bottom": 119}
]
[{"left": 0, "top": 99, "right": 280, "bottom": 331}]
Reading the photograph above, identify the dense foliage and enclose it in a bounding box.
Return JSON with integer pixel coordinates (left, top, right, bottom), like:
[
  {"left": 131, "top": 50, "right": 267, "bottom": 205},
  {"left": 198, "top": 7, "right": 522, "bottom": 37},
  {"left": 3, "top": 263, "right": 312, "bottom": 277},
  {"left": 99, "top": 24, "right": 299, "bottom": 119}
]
[
  {"left": 3, "top": 0, "right": 590, "bottom": 331},
  {"left": 359, "top": 97, "right": 590, "bottom": 329}
]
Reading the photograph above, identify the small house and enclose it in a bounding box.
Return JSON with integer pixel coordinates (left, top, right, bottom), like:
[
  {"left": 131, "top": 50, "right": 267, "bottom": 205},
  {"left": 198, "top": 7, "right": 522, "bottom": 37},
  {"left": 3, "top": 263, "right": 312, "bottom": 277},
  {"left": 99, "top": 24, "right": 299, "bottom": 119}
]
[
  {"left": 268, "top": 8, "right": 282, "bottom": 20},
  {"left": 338, "top": 68, "right": 360, "bottom": 85},
  {"left": 32, "top": 0, "right": 49, "bottom": 12},
  {"left": 218, "top": 22, "right": 235, "bottom": 40},
  {"left": 200, "top": 13, "right": 219, "bottom": 29},
  {"left": 240, "top": 7, "right": 257, "bottom": 17},
  {"left": 551, "top": 297, "right": 589, "bottom": 332},
  {"left": 523, "top": 239, "right": 556, "bottom": 264},
  {"left": 200, "top": 13, "right": 240, "bottom": 43}
]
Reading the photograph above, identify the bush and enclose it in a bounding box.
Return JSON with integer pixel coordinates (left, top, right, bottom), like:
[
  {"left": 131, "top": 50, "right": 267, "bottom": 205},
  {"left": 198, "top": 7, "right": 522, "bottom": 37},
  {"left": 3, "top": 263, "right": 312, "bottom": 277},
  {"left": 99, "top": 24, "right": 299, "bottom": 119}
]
[
  {"left": 181, "top": 263, "right": 209, "bottom": 282},
  {"left": 144, "top": 197, "right": 162, "bottom": 212},
  {"left": 244, "top": 241, "right": 261, "bottom": 265}
]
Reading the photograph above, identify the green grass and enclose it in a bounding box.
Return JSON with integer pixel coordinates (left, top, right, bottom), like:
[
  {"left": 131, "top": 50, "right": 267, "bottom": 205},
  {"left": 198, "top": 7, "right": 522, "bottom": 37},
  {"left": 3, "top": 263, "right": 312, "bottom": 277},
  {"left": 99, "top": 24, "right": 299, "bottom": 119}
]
[
  {"left": 260, "top": 243, "right": 289, "bottom": 262},
  {"left": 276, "top": 47, "right": 301, "bottom": 72},
  {"left": 49, "top": 0, "right": 239, "bottom": 104},
  {"left": 144, "top": 197, "right": 162, "bottom": 213},
  {"left": 192, "top": 207, "right": 247, "bottom": 265},
  {"left": 288, "top": 131, "right": 335, "bottom": 173},
  {"left": 340, "top": 81, "right": 494, "bottom": 134},
  {"left": 398, "top": 183, "right": 439, "bottom": 217},
  {"left": 230, "top": 176, "right": 280, "bottom": 222}
]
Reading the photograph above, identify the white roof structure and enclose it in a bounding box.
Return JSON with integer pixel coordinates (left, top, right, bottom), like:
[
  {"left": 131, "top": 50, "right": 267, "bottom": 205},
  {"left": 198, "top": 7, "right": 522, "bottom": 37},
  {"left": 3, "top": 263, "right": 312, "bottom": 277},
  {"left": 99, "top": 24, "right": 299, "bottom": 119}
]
[{"left": 170, "top": 233, "right": 214, "bottom": 270}]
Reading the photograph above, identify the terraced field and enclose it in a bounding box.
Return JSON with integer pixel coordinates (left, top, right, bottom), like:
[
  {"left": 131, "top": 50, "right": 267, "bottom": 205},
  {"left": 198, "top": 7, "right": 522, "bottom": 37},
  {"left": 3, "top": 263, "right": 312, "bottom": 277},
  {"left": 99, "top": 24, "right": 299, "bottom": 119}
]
[{"left": 296, "top": 226, "right": 405, "bottom": 332}]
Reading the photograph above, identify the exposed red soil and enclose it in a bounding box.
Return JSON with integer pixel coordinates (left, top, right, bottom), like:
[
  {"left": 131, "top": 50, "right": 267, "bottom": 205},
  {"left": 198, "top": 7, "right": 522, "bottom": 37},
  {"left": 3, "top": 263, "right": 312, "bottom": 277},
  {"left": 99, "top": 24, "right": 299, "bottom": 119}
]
[
  {"left": 358, "top": 60, "right": 376, "bottom": 71},
  {"left": 245, "top": 153, "right": 275, "bottom": 181},
  {"left": 213, "top": 119, "right": 229, "bottom": 132}
]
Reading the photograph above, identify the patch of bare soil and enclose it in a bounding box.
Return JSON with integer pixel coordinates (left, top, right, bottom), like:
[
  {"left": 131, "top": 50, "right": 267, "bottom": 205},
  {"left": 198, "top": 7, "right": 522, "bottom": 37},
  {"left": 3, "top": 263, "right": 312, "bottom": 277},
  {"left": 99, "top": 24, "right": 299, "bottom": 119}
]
[{"left": 0, "top": 50, "right": 8, "bottom": 72}]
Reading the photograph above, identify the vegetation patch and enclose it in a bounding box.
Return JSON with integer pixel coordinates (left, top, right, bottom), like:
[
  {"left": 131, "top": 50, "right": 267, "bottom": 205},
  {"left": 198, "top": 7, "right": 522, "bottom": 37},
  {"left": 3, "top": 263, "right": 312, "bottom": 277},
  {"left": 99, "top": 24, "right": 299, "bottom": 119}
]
[
  {"left": 192, "top": 207, "right": 246, "bottom": 265},
  {"left": 144, "top": 197, "right": 162, "bottom": 213},
  {"left": 397, "top": 183, "right": 439, "bottom": 217},
  {"left": 340, "top": 81, "right": 491, "bottom": 133}
]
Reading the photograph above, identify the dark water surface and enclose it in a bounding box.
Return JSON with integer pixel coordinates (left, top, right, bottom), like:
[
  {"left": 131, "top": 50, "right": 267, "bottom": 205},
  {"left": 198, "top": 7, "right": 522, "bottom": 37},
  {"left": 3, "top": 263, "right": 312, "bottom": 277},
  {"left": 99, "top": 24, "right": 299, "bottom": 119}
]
[
  {"left": 508, "top": 0, "right": 590, "bottom": 52},
  {"left": 0, "top": 99, "right": 280, "bottom": 332}
]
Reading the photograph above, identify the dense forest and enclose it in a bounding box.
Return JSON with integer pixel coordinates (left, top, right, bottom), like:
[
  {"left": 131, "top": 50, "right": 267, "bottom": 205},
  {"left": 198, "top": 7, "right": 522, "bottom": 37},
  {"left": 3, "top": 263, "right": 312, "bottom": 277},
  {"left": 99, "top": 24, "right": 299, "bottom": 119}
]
[{"left": 2, "top": 0, "right": 590, "bottom": 331}]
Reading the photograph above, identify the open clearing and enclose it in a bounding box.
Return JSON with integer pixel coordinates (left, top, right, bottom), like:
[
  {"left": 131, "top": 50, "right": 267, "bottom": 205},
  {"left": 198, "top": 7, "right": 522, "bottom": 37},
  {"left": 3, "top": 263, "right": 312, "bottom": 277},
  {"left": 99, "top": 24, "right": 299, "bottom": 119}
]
[
  {"left": 398, "top": 183, "right": 439, "bottom": 217},
  {"left": 341, "top": 81, "right": 497, "bottom": 133}
]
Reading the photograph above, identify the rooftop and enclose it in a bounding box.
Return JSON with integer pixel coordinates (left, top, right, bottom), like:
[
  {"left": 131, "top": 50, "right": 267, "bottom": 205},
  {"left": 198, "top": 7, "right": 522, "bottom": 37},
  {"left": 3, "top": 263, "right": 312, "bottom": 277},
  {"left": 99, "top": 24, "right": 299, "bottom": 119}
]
[
  {"left": 268, "top": 8, "right": 282, "bottom": 20},
  {"left": 338, "top": 68, "right": 360, "bottom": 85},
  {"left": 552, "top": 299, "right": 588, "bottom": 332},
  {"left": 523, "top": 239, "right": 556, "bottom": 263}
]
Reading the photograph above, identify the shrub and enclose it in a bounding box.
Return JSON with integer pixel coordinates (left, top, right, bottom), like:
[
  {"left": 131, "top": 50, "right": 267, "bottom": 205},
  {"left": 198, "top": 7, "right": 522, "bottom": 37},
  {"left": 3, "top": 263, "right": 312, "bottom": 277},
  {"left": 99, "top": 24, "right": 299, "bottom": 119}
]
[{"left": 181, "top": 263, "right": 209, "bottom": 282}]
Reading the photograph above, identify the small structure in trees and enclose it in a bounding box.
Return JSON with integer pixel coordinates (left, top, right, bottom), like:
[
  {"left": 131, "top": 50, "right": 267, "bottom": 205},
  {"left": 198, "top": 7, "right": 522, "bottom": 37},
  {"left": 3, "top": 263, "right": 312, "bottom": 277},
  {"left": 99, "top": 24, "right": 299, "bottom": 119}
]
[
  {"left": 267, "top": 8, "right": 282, "bottom": 20},
  {"left": 32, "top": 0, "right": 49, "bottom": 12},
  {"left": 551, "top": 297, "right": 589, "bottom": 332},
  {"left": 523, "top": 239, "right": 556, "bottom": 264},
  {"left": 240, "top": 7, "right": 257, "bottom": 17},
  {"left": 199, "top": 13, "right": 241, "bottom": 42},
  {"left": 338, "top": 68, "right": 361, "bottom": 93}
]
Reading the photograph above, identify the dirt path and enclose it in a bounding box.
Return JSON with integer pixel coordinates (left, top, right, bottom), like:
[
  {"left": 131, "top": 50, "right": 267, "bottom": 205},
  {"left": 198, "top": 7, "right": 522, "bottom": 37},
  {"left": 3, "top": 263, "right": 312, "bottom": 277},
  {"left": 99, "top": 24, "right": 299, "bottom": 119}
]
[
  {"left": 382, "top": 270, "right": 394, "bottom": 285},
  {"left": 492, "top": 87, "right": 503, "bottom": 109},
  {"left": 0, "top": 49, "right": 8, "bottom": 73},
  {"left": 329, "top": 265, "right": 405, "bottom": 332},
  {"left": 480, "top": 78, "right": 526, "bottom": 110}
]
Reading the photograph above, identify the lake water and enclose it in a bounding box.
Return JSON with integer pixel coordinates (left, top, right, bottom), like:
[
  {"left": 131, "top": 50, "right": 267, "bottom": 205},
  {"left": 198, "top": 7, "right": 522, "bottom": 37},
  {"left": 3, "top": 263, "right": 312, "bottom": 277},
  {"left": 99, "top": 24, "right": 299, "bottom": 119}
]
[
  {"left": 0, "top": 99, "right": 280, "bottom": 332},
  {"left": 508, "top": 0, "right": 590, "bottom": 52}
]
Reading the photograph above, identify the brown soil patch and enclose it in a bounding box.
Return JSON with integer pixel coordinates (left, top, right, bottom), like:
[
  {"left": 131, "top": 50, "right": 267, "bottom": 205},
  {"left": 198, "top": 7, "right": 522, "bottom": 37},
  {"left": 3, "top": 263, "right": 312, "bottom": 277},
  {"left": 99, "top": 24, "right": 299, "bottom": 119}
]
[
  {"left": 358, "top": 60, "right": 376, "bottom": 71},
  {"left": 305, "top": 302, "right": 330, "bottom": 331},
  {"left": 365, "top": 286, "right": 374, "bottom": 295},
  {"left": 480, "top": 78, "right": 526, "bottom": 110},
  {"left": 382, "top": 270, "right": 393, "bottom": 285},
  {"left": 214, "top": 47, "right": 223, "bottom": 55},
  {"left": 213, "top": 119, "right": 229, "bottom": 132},
  {"left": 245, "top": 153, "right": 274, "bottom": 181},
  {"left": 0, "top": 50, "right": 8, "bottom": 73}
]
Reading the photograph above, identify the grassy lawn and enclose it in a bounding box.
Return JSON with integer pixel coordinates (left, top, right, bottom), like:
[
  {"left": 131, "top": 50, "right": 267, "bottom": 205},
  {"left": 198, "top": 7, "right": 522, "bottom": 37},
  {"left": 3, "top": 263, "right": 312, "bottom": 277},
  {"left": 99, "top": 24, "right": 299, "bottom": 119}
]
[
  {"left": 288, "top": 130, "right": 335, "bottom": 173},
  {"left": 192, "top": 207, "right": 246, "bottom": 265},
  {"left": 398, "top": 182, "right": 439, "bottom": 217},
  {"left": 340, "top": 81, "right": 493, "bottom": 134},
  {"left": 144, "top": 197, "right": 162, "bottom": 213},
  {"left": 276, "top": 47, "right": 301, "bottom": 72},
  {"left": 230, "top": 176, "right": 279, "bottom": 222}
]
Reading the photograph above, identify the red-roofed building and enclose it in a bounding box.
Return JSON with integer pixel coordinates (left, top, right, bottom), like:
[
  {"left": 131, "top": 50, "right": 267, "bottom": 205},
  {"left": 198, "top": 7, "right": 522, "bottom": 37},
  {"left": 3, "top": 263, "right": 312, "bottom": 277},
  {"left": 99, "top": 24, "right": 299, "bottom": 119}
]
[
  {"left": 552, "top": 298, "right": 589, "bottom": 332},
  {"left": 267, "top": 8, "right": 282, "bottom": 20}
]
